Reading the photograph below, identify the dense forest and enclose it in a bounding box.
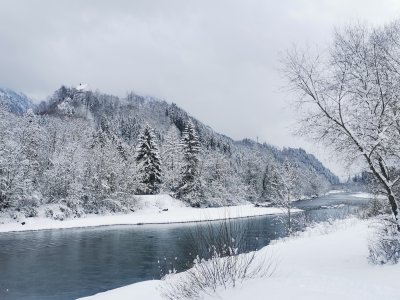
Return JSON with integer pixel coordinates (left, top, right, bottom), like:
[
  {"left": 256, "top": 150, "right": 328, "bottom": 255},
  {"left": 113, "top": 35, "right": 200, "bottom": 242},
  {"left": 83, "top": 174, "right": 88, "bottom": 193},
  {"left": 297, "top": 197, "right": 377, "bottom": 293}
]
[{"left": 0, "top": 85, "right": 339, "bottom": 219}]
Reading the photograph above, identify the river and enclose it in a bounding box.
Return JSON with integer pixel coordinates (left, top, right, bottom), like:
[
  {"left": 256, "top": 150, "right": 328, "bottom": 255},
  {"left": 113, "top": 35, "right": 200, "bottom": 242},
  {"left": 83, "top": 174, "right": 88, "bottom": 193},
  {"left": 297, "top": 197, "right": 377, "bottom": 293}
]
[{"left": 0, "top": 192, "right": 370, "bottom": 300}]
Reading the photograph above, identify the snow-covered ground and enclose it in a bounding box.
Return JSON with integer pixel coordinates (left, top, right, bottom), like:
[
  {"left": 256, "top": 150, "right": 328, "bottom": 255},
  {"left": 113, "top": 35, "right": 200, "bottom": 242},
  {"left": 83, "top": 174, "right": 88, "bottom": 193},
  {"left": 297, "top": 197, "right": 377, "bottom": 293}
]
[
  {"left": 349, "top": 192, "right": 386, "bottom": 199},
  {"left": 0, "top": 195, "right": 300, "bottom": 233},
  {"left": 326, "top": 189, "right": 345, "bottom": 194},
  {"left": 80, "top": 217, "right": 400, "bottom": 300}
]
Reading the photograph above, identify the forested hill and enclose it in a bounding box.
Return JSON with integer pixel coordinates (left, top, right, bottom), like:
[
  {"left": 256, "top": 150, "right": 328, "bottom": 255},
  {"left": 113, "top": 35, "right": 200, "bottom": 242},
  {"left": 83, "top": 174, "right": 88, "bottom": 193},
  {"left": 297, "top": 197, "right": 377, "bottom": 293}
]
[
  {"left": 37, "top": 85, "right": 338, "bottom": 183},
  {"left": 0, "top": 85, "right": 339, "bottom": 216}
]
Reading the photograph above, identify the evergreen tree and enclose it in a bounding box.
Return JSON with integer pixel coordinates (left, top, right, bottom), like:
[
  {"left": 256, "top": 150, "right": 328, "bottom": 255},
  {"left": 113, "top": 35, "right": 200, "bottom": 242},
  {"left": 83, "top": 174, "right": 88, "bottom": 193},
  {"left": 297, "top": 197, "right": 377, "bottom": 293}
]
[
  {"left": 178, "top": 121, "right": 202, "bottom": 206},
  {"left": 135, "top": 124, "right": 162, "bottom": 195},
  {"left": 160, "top": 126, "right": 182, "bottom": 193}
]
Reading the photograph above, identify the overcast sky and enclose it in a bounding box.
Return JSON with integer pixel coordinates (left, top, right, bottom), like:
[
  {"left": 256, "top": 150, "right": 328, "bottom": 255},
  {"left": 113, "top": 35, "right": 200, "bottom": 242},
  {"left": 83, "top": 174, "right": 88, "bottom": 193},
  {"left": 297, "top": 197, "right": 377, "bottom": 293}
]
[{"left": 1, "top": 0, "right": 400, "bottom": 178}]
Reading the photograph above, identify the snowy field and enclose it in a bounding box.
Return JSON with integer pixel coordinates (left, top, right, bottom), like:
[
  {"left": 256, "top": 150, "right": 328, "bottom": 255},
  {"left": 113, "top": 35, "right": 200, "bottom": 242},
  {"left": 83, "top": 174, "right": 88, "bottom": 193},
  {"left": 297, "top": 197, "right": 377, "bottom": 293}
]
[
  {"left": 0, "top": 195, "right": 301, "bottom": 233},
  {"left": 79, "top": 217, "right": 400, "bottom": 300}
]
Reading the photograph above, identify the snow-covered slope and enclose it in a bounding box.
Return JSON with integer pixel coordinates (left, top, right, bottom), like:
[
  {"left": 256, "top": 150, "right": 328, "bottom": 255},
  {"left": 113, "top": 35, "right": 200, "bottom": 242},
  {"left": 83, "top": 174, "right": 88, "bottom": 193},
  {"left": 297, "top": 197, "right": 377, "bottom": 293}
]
[{"left": 0, "top": 87, "right": 35, "bottom": 115}]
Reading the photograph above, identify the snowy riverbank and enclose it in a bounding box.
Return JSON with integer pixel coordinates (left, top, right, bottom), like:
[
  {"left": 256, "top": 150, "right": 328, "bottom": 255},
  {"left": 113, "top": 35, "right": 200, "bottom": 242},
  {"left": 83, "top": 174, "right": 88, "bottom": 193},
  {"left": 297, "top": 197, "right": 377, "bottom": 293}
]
[
  {"left": 0, "top": 195, "right": 301, "bottom": 233},
  {"left": 349, "top": 192, "right": 386, "bottom": 199},
  {"left": 80, "top": 217, "right": 400, "bottom": 300}
]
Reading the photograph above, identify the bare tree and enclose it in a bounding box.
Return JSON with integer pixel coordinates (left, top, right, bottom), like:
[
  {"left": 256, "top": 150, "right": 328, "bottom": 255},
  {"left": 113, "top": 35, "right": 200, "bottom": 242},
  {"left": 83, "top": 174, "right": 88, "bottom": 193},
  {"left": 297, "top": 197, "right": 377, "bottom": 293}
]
[{"left": 283, "top": 21, "right": 400, "bottom": 230}]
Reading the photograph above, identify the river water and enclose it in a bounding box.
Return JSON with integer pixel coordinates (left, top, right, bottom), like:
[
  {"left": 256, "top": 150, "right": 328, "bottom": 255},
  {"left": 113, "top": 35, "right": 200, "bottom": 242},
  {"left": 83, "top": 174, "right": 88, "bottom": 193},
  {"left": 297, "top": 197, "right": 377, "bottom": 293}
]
[{"left": 0, "top": 192, "right": 370, "bottom": 300}]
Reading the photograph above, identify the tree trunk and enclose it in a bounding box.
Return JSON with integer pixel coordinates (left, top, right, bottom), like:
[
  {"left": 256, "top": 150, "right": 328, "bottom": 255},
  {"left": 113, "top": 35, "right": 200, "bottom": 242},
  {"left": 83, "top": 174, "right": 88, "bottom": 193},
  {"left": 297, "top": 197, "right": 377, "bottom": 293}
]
[
  {"left": 387, "top": 193, "right": 400, "bottom": 232},
  {"left": 364, "top": 155, "right": 400, "bottom": 232},
  {"left": 288, "top": 206, "right": 291, "bottom": 235}
]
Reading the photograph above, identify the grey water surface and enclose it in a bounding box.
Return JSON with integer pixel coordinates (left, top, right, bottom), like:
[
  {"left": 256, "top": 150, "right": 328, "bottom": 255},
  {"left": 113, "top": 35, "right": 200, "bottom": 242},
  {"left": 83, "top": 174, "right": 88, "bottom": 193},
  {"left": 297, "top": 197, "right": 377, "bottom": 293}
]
[{"left": 0, "top": 192, "right": 370, "bottom": 300}]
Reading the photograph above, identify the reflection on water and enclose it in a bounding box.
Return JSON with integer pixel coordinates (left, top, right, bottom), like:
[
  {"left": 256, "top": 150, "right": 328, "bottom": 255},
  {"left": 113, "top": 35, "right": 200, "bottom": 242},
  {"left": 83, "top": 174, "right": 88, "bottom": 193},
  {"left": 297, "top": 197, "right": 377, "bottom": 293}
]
[{"left": 0, "top": 193, "right": 369, "bottom": 300}]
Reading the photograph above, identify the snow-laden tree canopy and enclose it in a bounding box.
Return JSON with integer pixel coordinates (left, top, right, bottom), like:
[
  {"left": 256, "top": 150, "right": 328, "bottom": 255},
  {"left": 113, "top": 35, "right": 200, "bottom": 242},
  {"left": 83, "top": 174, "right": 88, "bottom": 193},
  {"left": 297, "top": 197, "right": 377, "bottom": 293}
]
[{"left": 283, "top": 20, "right": 400, "bottom": 229}]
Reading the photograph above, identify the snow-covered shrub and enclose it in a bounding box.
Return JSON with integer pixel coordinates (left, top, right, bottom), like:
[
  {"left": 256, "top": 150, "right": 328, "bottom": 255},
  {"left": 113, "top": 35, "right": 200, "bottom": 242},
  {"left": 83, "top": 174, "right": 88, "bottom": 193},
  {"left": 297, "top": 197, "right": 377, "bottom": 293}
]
[
  {"left": 63, "top": 195, "right": 85, "bottom": 217},
  {"left": 364, "top": 198, "right": 391, "bottom": 218},
  {"left": 94, "top": 198, "right": 127, "bottom": 214},
  {"left": 16, "top": 195, "right": 40, "bottom": 217},
  {"left": 368, "top": 216, "right": 400, "bottom": 265},
  {"left": 71, "top": 206, "right": 85, "bottom": 218},
  {"left": 8, "top": 211, "right": 26, "bottom": 222},
  {"left": 43, "top": 204, "right": 73, "bottom": 221},
  {"left": 81, "top": 196, "right": 125, "bottom": 215},
  {"left": 161, "top": 219, "right": 274, "bottom": 300},
  {"left": 19, "top": 205, "right": 39, "bottom": 218},
  {"left": 118, "top": 195, "right": 138, "bottom": 212},
  {"left": 162, "top": 252, "right": 272, "bottom": 300}
]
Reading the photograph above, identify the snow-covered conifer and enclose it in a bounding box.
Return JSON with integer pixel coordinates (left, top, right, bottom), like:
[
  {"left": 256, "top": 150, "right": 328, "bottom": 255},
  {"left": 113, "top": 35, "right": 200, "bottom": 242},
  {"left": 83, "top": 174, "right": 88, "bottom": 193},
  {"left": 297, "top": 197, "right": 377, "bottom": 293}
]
[
  {"left": 178, "top": 121, "right": 202, "bottom": 206},
  {"left": 135, "top": 124, "right": 162, "bottom": 195}
]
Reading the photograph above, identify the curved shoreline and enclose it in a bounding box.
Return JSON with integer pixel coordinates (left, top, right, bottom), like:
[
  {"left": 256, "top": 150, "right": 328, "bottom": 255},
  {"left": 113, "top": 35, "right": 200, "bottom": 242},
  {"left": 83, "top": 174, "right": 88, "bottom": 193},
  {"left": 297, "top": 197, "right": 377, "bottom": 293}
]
[
  {"left": 0, "top": 204, "right": 302, "bottom": 234},
  {"left": 0, "top": 191, "right": 371, "bottom": 234}
]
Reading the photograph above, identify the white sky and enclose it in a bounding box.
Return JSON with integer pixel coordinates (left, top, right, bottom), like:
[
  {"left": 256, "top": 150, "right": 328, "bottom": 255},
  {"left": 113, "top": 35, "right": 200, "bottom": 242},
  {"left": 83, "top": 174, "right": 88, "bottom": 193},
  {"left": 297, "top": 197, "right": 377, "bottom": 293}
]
[{"left": 1, "top": 0, "right": 400, "bottom": 179}]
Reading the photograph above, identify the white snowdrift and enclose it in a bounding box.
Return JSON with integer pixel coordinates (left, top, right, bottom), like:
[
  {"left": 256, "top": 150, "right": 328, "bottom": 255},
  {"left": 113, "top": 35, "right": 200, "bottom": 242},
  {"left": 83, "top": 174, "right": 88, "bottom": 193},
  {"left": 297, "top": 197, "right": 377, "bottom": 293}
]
[
  {"left": 80, "top": 218, "right": 400, "bottom": 300},
  {"left": 349, "top": 192, "right": 386, "bottom": 199},
  {"left": 76, "top": 83, "right": 89, "bottom": 91},
  {"left": 0, "top": 195, "right": 299, "bottom": 233},
  {"left": 326, "top": 189, "right": 345, "bottom": 194}
]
